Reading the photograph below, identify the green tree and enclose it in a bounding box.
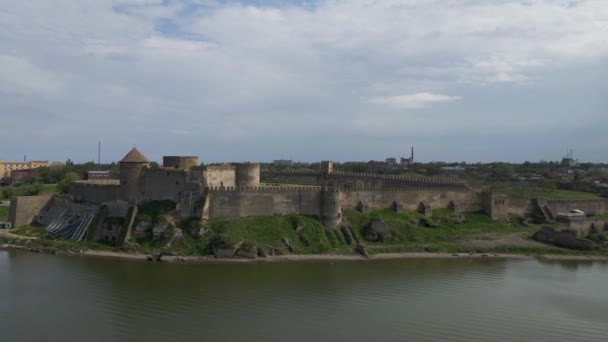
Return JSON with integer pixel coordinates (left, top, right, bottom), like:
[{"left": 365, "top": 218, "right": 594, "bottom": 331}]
[{"left": 57, "top": 172, "right": 80, "bottom": 194}]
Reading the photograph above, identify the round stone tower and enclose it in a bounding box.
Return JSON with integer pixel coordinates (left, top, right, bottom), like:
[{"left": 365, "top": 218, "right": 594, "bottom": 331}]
[
  {"left": 321, "top": 187, "right": 341, "bottom": 228},
  {"left": 163, "top": 156, "right": 199, "bottom": 170},
  {"left": 233, "top": 163, "right": 260, "bottom": 187},
  {"left": 119, "top": 148, "right": 149, "bottom": 203}
]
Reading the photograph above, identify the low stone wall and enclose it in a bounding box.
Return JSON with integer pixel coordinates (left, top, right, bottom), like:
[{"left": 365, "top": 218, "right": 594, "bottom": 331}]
[{"left": 9, "top": 195, "right": 53, "bottom": 228}]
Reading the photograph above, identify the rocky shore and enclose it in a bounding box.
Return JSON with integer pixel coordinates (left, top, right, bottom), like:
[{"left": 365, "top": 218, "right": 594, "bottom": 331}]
[{"left": 3, "top": 242, "right": 608, "bottom": 263}]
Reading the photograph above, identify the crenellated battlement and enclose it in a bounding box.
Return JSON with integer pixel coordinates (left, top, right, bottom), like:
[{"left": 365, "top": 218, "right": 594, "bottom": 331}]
[
  {"left": 547, "top": 199, "right": 608, "bottom": 204},
  {"left": 341, "top": 187, "right": 470, "bottom": 193},
  {"left": 261, "top": 170, "right": 469, "bottom": 188},
  {"left": 206, "top": 185, "right": 470, "bottom": 193},
  {"left": 207, "top": 185, "right": 325, "bottom": 192}
]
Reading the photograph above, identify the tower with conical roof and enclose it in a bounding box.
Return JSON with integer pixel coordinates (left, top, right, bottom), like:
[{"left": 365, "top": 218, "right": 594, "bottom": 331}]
[{"left": 119, "top": 147, "right": 149, "bottom": 203}]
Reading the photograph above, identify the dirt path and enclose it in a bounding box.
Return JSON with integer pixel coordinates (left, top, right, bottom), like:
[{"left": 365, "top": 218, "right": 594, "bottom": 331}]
[{"left": 0, "top": 230, "right": 37, "bottom": 240}]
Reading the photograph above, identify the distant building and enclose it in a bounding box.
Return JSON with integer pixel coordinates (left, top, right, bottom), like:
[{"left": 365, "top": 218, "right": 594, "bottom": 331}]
[
  {"left": 385, "top": 157, "right": 397, "bottom": 164},
  {"left": 0, "top": 160, "right": 48, "bottom": 179},
  {"left": 400, "top": 146, "right": 415, "bottom": 167},
  {"left": 367, "top": 160, "right": 389, "bottom": 172},
  {"left": 441, "top": 166, "right": 466, "bottom": 173},
  {"left": 273, "top": 159, "right": 293, "bottom": 167},
  {"left": 10, "top": 168, "right": 39, "bottom": 183},
  {"left": 561, "top": 158, "right": 578, "bottom": 167},
  {"left": 561, "top": 150, "right": 578, "bottom": 167}
]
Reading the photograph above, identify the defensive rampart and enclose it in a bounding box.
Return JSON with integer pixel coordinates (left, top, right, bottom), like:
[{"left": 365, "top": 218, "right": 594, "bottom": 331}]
[
  {"left": 70, "top": 180, "right": 121, "bottom": 203},
  {"left": 9, "top": 195, "right": 53, "bottom": 228},
  {"left": 545, "top": 199, "right": 608, "bottom": 216},
  {"left": 340, "top": 187, "right": 482, "bottom": 212},
  {"left": 140, "top": 168, "right": 204, "bottom": 218},
  {"left": 205, "top": 186, "right": 324, "bottom": 219},
  {"left": 261, "top": 170, "right": 469, "bottom": 190},
  {"left": 205, "top": 186, "right": 484, "bottom": 227}
]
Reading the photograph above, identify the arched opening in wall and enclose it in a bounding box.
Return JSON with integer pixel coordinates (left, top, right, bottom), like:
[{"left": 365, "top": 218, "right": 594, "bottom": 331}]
[{"left": 111, "top": 236, "right": 116, "bottom": 243}]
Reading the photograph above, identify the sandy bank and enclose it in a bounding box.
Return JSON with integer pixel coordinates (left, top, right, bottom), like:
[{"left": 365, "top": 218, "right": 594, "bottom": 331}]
[{"left": 3, "top": 243, "right": 607, "bottom": 262}]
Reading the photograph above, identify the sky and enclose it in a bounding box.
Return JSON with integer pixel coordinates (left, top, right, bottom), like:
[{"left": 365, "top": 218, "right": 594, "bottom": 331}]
[{"left": 1, "top": 0, "right": 607, "bottom": 164}]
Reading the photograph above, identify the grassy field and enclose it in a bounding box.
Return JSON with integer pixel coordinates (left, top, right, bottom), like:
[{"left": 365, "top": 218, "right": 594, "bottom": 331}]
[
  {"left": 345, "top": 208, "right": 524, "bottom": 243},
  {"left": 40, "top": 183, "right": 59, "bottom": 195},
  {"left": 5, "top": 204, "right": 606, "bottom": 257},
  {"left": 1, "top": 183, "right": 59, "bottom": 199},
  {"left": 0, "top": 206, "right": 8, "bottom": 221}
]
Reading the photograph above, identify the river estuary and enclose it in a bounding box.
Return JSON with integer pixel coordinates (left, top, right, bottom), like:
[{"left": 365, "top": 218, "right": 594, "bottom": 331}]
[{"left": 1, "top": 250, "right": 607, "bottom": 342}]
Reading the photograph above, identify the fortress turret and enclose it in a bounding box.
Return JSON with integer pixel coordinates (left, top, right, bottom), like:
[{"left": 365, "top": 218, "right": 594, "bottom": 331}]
[
  {"left": 119, "top": 148, "right": 149, "bottom": 203},
  {"left": 163, "top": 156, "right": 199, "bottom": 170},
  {"left": 321, "top": 187, "right": 341, "bottom": 228},
  {"left": 233, "top": 163, "right": 260, "bottom": 187},
  {"left": 321, "top": 160, "right": 334, "bottom": 174}
]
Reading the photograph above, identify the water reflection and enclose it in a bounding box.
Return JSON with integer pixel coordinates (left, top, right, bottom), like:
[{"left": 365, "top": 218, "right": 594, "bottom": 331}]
[{"left": 1, "top": 250, "right": 607, "bottom": 342}]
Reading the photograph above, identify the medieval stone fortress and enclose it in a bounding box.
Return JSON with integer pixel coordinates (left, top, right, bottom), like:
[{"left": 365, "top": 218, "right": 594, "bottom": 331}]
[{"left": 6, "top": 147, "right": 608, "bottom": 252}]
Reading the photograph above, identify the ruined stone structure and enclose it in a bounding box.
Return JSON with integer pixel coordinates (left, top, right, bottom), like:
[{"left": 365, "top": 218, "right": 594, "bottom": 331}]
[{"left": 10, "top": 148, "right": 608, "bottom": 247}]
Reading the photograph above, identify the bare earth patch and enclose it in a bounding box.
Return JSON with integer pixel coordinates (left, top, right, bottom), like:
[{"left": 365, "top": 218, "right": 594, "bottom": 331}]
[{"left": 465, "top": 232, "right": 546, "bottom": 249}]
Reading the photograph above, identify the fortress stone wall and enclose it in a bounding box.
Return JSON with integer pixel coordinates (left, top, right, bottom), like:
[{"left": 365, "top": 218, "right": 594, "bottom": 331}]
[
  {"left": 261, "top": 171, "right": 468, "bottom": 190},
  {"left": 545, "top": 199, "right": 608, "bottom": 216},
  {"left": 70, "top": 180, "right": 121, "bottom": 204},
  {"left": 204, "top": 186, "right": 341, "bottom": 227},
  {"left": 340, "top": 188, "right": 482, "bottom": 212},
  {"left": 205, "top": 186, "right": 324, "bottom": 219},
  {"left": 203, "top": 186, "right": 483, "bottom": 228},
  {"left": 140, "top": 168, "right": 205, "bottom": 218},
  {"left": 9, "top": 195, "right": 53, "bottom": 228},
  {"left": 481, "top": 192, "right": 608, "bottom": 220},
  {"left": 204, "top": 165, "right": 236, "bottom": 188}
]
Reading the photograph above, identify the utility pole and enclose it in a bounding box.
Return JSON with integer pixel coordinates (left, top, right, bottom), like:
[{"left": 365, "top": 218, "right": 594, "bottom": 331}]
[{"left": 98, "top": 140, "right": 101, "bottom": 166}]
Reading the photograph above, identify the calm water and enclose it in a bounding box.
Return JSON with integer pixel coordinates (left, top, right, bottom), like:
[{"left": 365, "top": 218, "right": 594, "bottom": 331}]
[{"left": 1, "top": 251, "right": 607, "bottom": 342}]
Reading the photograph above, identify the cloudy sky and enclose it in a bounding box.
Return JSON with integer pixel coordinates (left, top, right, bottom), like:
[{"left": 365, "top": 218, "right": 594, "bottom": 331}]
[{"left": 1, "top": 0, "right": 607, "bottom": 164}]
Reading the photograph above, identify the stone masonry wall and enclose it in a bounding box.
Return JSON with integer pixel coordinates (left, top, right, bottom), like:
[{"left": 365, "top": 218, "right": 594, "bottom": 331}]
[
  {"left": 261, "top": 171, "right": 468, "bottom": 190},
  {"left": 545, "top": 199, "right": 608, "bottom": 216},
  {"left": 70, "top": 182, "right": 121, "bottom": 204},
  {"left": 9, "top": 195, "right": 53, "bottom": 228},
  {"left": 204, "top": 166, "right": 236, "bottom": 188},
  {"left": 140, "top": 168, "right": 204, "bottom": 218},
  {"left": 205, "top": 186, "right": 484, "bottom": 222},
  {"left": 340, "top": 188, "right": 482, "bottom": 212},
  {"left": 206, "top": 186, "right": 323, "bottom": 220}
]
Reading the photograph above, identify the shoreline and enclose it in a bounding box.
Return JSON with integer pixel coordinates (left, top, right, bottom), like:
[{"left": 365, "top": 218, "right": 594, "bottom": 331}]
[{"left": 3, "top": 243, "right": 608, "bottom": 263}]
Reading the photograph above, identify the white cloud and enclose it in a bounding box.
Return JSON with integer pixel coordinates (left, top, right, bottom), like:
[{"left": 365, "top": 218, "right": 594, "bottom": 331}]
[
  {"left": 0, "top": 55, "right": 64, "bottom": 95},
  {"left": 0, "top": 0, "right": 606, "bottom": 161},
  {"left": 369, "top": 93, "right": 461, "bottom": 109}
]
